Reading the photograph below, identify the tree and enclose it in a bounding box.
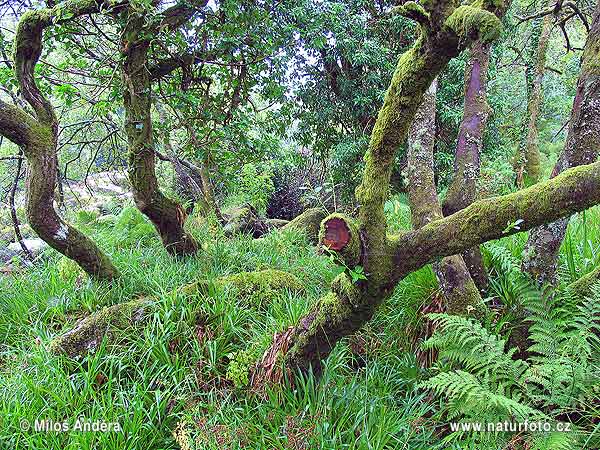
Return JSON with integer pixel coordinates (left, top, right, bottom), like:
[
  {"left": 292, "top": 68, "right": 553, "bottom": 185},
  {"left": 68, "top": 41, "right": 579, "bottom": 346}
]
[
  {"left": 406, "top": 78, "right": 484, "bottom": 314},
  {"left": 442, "top": 40, "right": 492, "bottom": 291},
  {"left": 514, "top": 0, "right": 554, "bottom": 185},
  {"left": 253, "top": 0, "right": 600, "bottom": 381},
  {"left": 522, "top": 5, "right": 600, "bottom": 286},
  {"left": 117, "top": 1, "right": 204, "bottom": 256},
  {"left": 0, "top": 1, "right": 121, "bottom": 280}
]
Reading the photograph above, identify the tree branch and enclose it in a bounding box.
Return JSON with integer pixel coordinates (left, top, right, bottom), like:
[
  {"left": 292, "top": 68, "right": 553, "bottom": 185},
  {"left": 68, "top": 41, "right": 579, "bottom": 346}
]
[{"left": 391, "top": 160, "right": 600, "bottom": 281}]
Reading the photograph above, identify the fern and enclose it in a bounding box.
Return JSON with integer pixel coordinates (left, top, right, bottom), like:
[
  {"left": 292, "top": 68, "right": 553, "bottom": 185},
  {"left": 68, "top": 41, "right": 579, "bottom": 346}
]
[
  {"left": 423, "top": 313, "right": 527, "bottom": 387},
  {"left": 421, "top": 286, "right": 600, "bottom": 447},
  {"left": 420, "top": 370, "right": 543, "bottom": 421}
]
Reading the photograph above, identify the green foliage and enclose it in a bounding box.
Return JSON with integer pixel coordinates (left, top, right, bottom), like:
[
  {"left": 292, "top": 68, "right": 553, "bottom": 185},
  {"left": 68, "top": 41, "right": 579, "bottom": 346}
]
[
  {"left": 420, "top": 283, "right": 600, "bottom": 447},
  {"left": 112, "top": 206, "right": 157, "bottom": 247},
  {"left": 226, "top": 163, "right": 275, "bottom": 215},
  {"left": 225, "top": 348, "right": 258, "bottom": 388}
]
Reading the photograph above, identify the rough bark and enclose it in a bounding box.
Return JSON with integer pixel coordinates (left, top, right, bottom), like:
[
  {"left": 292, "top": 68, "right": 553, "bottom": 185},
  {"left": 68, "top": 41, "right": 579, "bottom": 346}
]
[
  {"left": 515, "top": 2, "right": 553, "bottom": 184},
  {"left": 522, "top": 6, "right": 600, "bottom": 285},
  {"left": 119, "top": 5, "right": 201, "bottom": 256},
  {"left": 0, "top": 4, "right": 121, "bottom": 280},
  {"left": 407, "top": 79, "right": 484, "bottom": 315},
  {"left": 254, "top": 0, "right": 508, "bottom": 379},
  {"left": 443, "top": 41, "right": 492, "bottom": 292}
]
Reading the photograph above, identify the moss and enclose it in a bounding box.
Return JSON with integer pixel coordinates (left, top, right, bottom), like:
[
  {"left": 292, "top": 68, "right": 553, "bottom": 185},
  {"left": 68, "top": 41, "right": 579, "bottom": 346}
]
[
  {"left": 50, "top": 298, "right": 149, "bottom": 357},
  {"left": 444, "top": 5, "right": 502, "bottom": 43},
  {"left": 568, "top": 267, "right": 600, "bottom": 298},
  {"left": 318, "top": 213, "right": 361, "bottom": 268},
  {"left": 183, "top": 269, "right": 305, "bottom": 307},
  {"left": 282, "top": 208, "right": 327, "bottom": 244},
  {"left": 226, "top": 349, "right": 259, "bottom": 388},
  {"left": 331, "top": 273, "right": 362, "bottom": 308}
]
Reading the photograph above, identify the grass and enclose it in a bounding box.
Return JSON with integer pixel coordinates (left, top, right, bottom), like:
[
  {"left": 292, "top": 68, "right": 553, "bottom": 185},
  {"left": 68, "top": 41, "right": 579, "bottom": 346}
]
[{"left": 1, "top": 203, "right": 599, "bottom": 449}]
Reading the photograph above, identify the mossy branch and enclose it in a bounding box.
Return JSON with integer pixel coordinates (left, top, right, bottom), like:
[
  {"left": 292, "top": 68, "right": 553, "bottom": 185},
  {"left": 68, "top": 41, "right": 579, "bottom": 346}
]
[
  {"left": 393, "top": 2, "right": 431, "bottom": 27},
  {"left": 0, "top": 99, "right": 37, "bottom": 147},
  {"left": 444, "top": 5, "right": 503, "bottom": 43},
  {"left": 391, "top": 160, "right": 600, "bottom": 280}
]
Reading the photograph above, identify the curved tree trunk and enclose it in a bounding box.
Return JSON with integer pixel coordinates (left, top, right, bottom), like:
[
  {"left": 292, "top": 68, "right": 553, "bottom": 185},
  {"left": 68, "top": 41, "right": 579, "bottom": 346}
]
[
  {"left": 407, "top": 79, "right": 484, "bottom": 315},
  {"left": 521, "top": 6, "right": 600, "bottom": 286},
  {"left": 0, "top": 5, "right": 120, "bottom": 280},
  {"left": 120, "top": 11, "right": 198, "bottom": 256},
  {"left": 443, "top": 41, "right": 492, "bottom": 292},
  {"left": 515, "top": 4, "right": 553, "bottom": 185}
]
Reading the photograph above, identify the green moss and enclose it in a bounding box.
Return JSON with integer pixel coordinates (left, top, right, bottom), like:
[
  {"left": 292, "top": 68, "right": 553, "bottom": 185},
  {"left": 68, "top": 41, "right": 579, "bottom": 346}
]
[
  {"left": 444, "top": 5, "right": 502, "bottom": 43},
  {"left": 568, "top": 267, "right": 600, "bottom": 298},
  {"left": 50, "top": 298, "right": 149, "bottom": 357},
  {"left": 282, "top": 208, "right": 327, "bottom": 244},
  {"left": 185, "top": 269, "right": 305, "bottom": 307},
  {"left": 331, "top": 273, "right": 362, "bottom": 308}
]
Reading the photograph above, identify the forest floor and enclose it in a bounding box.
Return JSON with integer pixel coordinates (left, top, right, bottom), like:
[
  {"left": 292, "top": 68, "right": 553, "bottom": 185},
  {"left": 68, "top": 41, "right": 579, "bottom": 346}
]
[{"left": 1, "top": 197, "right": 599, "bottom": 449}]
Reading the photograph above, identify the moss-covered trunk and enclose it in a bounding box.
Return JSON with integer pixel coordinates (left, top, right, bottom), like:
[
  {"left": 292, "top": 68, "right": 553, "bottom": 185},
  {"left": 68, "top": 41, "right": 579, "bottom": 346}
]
[
  {"left": 406, "top": 79, "right": 483, "bottom": 315},
  {"left": 515, "top": 1, "right": 553, "bottom": 184},
  {"left": 443, "top": 41, "right": 491, "bottom": 291},
  {"left": 1, "top": 6, "right": 120, "bottom": 280},
  {"left": 121, "top": 11, "right": 198, "bottom": 256},
  {"left": 522, "top": 5, "right": 600, "bottom": 285}
]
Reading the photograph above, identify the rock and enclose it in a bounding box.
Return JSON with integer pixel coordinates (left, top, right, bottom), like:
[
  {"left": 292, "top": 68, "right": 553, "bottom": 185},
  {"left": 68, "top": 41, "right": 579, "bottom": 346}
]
[
  {"left": 0, "top": 247, "right": 19, "bottom": 264},
  {"left": 7, "top": 238, "right": 48, "bottom": 258}
]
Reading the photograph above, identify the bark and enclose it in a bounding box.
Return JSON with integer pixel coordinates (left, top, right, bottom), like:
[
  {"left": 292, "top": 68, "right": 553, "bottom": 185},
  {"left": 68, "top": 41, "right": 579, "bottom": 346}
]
[
  {"left": 522, "top": 5, "right": 600, "bottom": 286},
  {"left": 443, "top": 41, "right": 492, "bottom": 292},
  {"left": 515, "top": 2, "right": 553, "bottom": 185},
  {"left": 406, "top": 79, "right": 484, "bottom": 315},
  {"left": 120, "top": 8, "right": 199, "bottom": 256},
  {"left": 254, "top": 0, "right": 508, "bottom": 379},
  {"left": 0, "top": 4, "right": 120, "bottom": 280},
  {"left": 185, "top": 126, "right": 224, "bottom": 222}
]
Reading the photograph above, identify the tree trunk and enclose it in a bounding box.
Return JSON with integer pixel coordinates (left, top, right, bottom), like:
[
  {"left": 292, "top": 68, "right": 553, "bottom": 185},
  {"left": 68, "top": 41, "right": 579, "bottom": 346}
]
[
  {"left": 515, "top": 3, "right": 552, "bottom": 185},
  {"left": 521, "top": 6, "right": 600, "bottom": 286},
  {"left": 406, "top": 79, "right": 484, "bottom": 315},
  {"left": 121, "top": 12, "right": 198, "bottom": 256},
  {"left": 443, "top": 41, "right": 492, "bottom": 292},
  {"left": 1, "top": 5, "right": 120, "bottom": 280}
]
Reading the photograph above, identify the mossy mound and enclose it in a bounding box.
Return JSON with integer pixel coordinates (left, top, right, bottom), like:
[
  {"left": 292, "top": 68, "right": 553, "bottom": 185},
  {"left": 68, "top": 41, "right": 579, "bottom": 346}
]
[
  {"left": 222, "top": 204, "right": 270, "bottom": 238},
  {"left": 183, "top": 269, "right": 305, "bottom": 307},
  {"left": 281, "top": 208, "right": 327, "bottom": 244},
  {"left": 50, "top": 298, "right": 150, "bottom": 357}
]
